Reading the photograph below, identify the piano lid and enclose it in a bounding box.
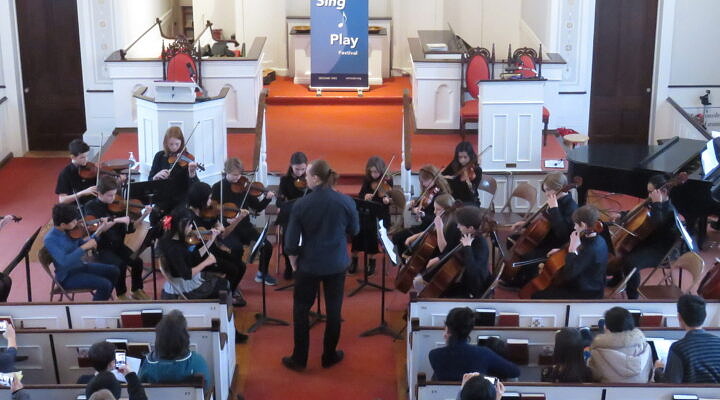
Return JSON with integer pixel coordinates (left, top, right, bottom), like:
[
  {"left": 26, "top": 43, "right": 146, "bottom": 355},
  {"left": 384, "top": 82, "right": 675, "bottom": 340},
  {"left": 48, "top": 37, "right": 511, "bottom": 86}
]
[{"left": 567, "top": 138, "right": 706, "bottom": 175}]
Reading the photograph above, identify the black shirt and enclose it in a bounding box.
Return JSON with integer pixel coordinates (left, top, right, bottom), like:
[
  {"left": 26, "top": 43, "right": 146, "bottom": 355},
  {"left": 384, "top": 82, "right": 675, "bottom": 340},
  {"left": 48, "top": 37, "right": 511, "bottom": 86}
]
[
  {"left": 83, "top": 198, "right": 134, "bottom": 250},
  {"left": 158, "top": 236, "right": 201, "bottom": 280},
  {"left": 357, "top": 178, "right": 391, "bottom": 228},
  {"left": 277, "top": 174, "right": 311, "bottom": 226},
  {"left": 211, "top": 178, "right": 271, "bottom": 229},
  {"left": 442, "top": 164, "right": 482, "bottom": 204},
  {"left": 644, "top": 200, "right": 678, "bottom": 249},
  {"left": 148, "top": 151, "right": 198, "bottom": 211},
  {"left": 537, "top": 194, "right": 578, "bottom": 251},
  {"left": 555, "top": 235, "right": 608, "bottom": 296},
  {"left": 55, "top": 163, "right": 96, "bottom": 204}
]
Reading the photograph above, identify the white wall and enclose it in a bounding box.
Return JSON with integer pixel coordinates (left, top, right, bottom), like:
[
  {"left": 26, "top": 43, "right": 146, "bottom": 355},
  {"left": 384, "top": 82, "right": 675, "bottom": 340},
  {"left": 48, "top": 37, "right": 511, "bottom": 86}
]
[
  {"left": 114, "top": 0, "right": 173, "bottom": 51},
  {"left": 0, "top": 0, "right": 27, "bottom": 158},
  {"left": 392, "top": 0, "right": 444, "bottom": 72},
  {"left": 522, "top": 0, "right": 550, "bottom": 47},
  {"left": 669, "top": 0, "right": 720, "bottom": 86},
  {"left": 193, "top": 0, "right": 236, "bottom": 40},
  {"left": 237, "top": 0, "right": 285, "bottom": 69}
]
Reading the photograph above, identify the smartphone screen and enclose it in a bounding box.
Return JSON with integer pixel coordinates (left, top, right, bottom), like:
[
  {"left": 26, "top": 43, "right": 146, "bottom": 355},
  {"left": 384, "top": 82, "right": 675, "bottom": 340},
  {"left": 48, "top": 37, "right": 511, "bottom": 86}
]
[
  {"left": 0, "top": 373, "right": 13, "bottom": 387},
  {"left": 484, "top": 376, "right": 498, "bottom": 385},
  {"left": 115, "top": 351, "right": 126, "bottom": 368},
  {"left": 0, "top": 321, "right": 7, "bottom": 332}
]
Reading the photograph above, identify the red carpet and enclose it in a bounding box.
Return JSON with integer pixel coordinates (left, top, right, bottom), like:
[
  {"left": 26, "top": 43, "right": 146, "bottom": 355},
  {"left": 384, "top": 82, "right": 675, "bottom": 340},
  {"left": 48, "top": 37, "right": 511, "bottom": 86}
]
[{"left": 266, "top": 76, "right": 411, "bottom": 105}]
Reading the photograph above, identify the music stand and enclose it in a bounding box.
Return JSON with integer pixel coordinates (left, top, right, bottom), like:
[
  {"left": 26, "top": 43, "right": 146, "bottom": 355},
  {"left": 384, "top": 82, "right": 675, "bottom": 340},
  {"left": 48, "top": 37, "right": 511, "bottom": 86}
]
[
  {"left": 348, "top": 198, "right": 393, "bottom": 297},
  {"left": 360, "top": 219, "right": 401, "bottom": 339},
  {"left": 3, "top": 226, "right": 41, "bottom": 302},
  {"left": 249, "top": 221, "right": 289, "bottom": 332},
  {"left": 127, "top": 179, "right": 169, "bottom": 205}
]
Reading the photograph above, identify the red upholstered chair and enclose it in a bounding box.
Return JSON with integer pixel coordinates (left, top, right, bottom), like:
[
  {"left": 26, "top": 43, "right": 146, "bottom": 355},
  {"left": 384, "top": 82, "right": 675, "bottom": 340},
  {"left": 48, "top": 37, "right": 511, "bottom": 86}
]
[
  {"left": 513, "top": 47, "right": 552, "bottom": 145},
  {"left": 461, "top": 47, "right": 494, "bottom": 140},
  {"left": 162, "top": 37, "right": 202, "bottom": 87}
]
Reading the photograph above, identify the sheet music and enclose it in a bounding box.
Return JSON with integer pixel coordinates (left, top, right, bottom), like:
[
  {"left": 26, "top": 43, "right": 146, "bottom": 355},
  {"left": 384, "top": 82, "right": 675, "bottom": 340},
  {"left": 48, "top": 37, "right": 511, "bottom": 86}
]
[
  {"left": 377, "top": 220, "right": 398, "bottom": 265},
  {"left": 646, "top": 338, "right": 675, "bottom": 365}
]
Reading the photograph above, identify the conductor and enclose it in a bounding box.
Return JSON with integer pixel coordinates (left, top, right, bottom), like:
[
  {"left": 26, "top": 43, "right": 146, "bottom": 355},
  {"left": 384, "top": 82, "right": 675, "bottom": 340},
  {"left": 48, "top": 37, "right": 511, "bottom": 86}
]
[{"left": 282, "top": 160, "right": 360, "bottom": 371}]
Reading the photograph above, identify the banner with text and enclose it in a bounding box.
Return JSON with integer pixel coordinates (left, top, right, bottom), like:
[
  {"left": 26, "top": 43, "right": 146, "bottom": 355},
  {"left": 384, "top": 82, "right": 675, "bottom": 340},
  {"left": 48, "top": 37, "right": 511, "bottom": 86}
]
[{"left": 311, "top": 0, "right": 368, "bottom": 89}]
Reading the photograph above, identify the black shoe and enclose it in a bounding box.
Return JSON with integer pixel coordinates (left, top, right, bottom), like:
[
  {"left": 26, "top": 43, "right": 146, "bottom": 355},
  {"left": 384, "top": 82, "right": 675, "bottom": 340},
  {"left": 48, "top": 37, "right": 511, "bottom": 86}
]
[
  {"left": 282, "top": 356, "right": 306, "bottom": 372},
  {"left": 283, "top": 268, "right": 293, "bottom": 280},
  {"left": 235, "top": 331, "right": 248, "bottom": 344},
  {"left": 606, "top": 275, "right": 622, "bottom": 287},
  {"left": 321, "top": 350, "right": 344, "bottom": 368},
  {"left": 233, "top": 292, "right": 247, "bottom": 307},
  {"left": 348, "top": 256, "right": 358, "bottom": 274},
  {"left": 367, "top": 258, "right": 376, "bottom": 276}
]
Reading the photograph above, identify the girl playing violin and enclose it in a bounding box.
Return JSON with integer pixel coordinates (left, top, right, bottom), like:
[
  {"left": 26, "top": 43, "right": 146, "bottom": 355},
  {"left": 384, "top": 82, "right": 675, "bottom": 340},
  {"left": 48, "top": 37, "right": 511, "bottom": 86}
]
[
  {"left": 84, "top": 175, "right": 152, "bottom": 300},
  {"left": 506, "top": 172, "right": 578, "bottom": 287},
  {"left": 148, "top": 127, "right": 199, "bottom": 214},
  {"left": 277, "top": 152, "right": 310, "bottom": 280},
  {"left": 391, "top": 164, "right": 451, "bottom": 255},
  {"left": 56, "top": 139, "right": 98, "bottom": 205},
  {"left": 158, "top": 207, "right": 232, "bottom": 301},
  {"left": 350, "top": 156, "right": 393, "bottom": 275},
  {"left": 210, "top": 158, "right": 277, "bottom": 286},
  {"left": 532, "top": 205, "right": 608, "bottom": 300},
  {"left": 187, "top": 182, "right": 246, "bottom": 306},
  {"left": 442, "top": 141, "right": 483, "bottom": 206}
]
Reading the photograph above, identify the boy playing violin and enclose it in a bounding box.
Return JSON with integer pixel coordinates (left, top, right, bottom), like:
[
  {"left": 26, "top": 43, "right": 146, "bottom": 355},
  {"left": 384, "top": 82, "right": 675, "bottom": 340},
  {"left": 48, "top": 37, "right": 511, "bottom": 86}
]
[
  {"left": 211, "top": 158, "right": 277, "bottom": 286},
  {"left": 531, "top": 205, "right": 608, "bottom": 300},
  {"left": 56, "top": 139, "right": 98, "bottom": 205},
  {"left": 84, "top": 175, "right": 152, "bottom": 300},
  {"left": 43, "top": 203, "right": 119, "bottom": 301}
]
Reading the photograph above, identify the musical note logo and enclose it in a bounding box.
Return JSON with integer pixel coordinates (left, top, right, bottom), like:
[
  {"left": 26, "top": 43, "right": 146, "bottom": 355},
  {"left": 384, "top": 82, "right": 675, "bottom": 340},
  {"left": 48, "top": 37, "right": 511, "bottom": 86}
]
[{"left": 338, "top": 11, "right": 347, "bottom": 28}]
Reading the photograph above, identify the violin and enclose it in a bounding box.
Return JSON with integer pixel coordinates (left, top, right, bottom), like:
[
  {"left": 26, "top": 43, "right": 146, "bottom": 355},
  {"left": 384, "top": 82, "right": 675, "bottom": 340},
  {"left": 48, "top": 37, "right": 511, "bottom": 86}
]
[
  {"left": 186, "top": 229, "right": 214, "bottom": 246},
  {"left": 108, "top": 194, "right": 145, "bottom": 219},
  {"left": 454, "top": 162, "right": 478, "bottom": 183},
  {"left": 77, "top": 162, "right": 121, "bottom": 180},
  {"left": 370, "top": 177, "right": 393, "bottom": 198},
  {"left": 200, "top": 201, "right": 246, "bottom": 220},
  {"left": 67, "top": 216, "right": 112, "bottom": 239},
  {"left": 412, "top": 185, "right": 440, "bottom": 211},
  {"left": 168, "top": 151, "right": 206, "bottom": 172},
  {"left": 294, "top": 176, "right": 307, "bottom": 190},
  {"left": 233, "top": 176, "right": 270, "bottom": 197}
]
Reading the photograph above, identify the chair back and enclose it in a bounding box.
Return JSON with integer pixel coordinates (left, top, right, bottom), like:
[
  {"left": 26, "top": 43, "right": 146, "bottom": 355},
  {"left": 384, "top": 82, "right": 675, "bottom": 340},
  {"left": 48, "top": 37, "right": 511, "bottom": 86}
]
[
  {"left": 478, "top": 175, "right": 497, "bottom": 210},
  {"left": 512, "top": 47, "right": 540, "bottom": 78},
  {"left": 500, "top": 183, "right": 537, "bottom": 217},
  {"left": 463, "top": 47, "right": 492, "bottom": 100},
  {"left": 167, "top": 53, "right": 197, "bottom": 82},
  {"left": 481, "top": 260, "right": 504, "bottom": 299},
  {"left": 38, "top": 247, "right": 54, "bottom": 273},
  {"left": 608, "top": 267, "right": 638, "bottom": 298},
  {"left": 671, "top": 252, "right": 705, "bottom": 293}
]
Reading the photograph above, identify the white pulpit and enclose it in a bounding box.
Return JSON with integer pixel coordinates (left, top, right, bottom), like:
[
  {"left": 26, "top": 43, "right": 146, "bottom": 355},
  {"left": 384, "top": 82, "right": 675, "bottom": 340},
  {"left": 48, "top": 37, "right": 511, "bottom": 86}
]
[
  {"left": 478, "top": 80, "right": 545, "bottom": 172},
  {"left": 134, "top": 85, "right": 229, "bottom": 179}
]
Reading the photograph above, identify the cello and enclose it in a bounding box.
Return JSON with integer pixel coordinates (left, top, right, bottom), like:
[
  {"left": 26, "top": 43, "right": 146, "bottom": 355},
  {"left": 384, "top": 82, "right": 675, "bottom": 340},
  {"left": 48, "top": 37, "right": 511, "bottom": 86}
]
[
  {"left": 501, "top": 176, "right": 583, "bottom": 282},
  {"left": 394, "top": 223, "right": 438, "bottom": 293},
  {"left": 518, "top": 221, "right": 604, "bottom": 299},
  {"left": 605, "top": 172, "right": 687, "bottom": 276}
]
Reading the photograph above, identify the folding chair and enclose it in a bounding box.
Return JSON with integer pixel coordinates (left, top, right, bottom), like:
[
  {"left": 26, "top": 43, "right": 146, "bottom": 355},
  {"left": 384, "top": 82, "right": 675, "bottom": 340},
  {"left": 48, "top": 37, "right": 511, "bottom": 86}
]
[
  {"left": 638, "top": 252, "right": 705, "bottom": 300},
  {"left": 478, "top": 175, "right": 497, "bottom": 212},
  {"left": 157, "top": 255, "right": 188, "bottom": 300},
  {"left": 605, "top": 267, "right": 637, "bottom": 299},
  {"left": 38, "top": 247, "right": 95, "bottom": 302}
]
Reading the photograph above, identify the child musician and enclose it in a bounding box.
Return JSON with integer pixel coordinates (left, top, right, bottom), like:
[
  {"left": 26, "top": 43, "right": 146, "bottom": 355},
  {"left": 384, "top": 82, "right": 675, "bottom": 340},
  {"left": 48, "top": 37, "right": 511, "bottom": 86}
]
[
  {"left": 531, "top": 205, "right": 608, "bottom": 300},
  {"left": 187, "top": 182, "right": 246, "bottom": 306},
  {"left": 506, "top": 172, "right": 578, "bottom": 287},
  {"left": 56, "top": 139, "right": 98, "bottom": 205},
  {"left": 392, "top": 164, "right": 451, "bottom": 255},
  {"left": 43, "top": 203, "right": 119, "bottom": 301},
  {"left": 149, "top": 126, "right": 199, "bottom": 215},
  {"left": 84, "top": 175, "right": 152, "bottom": 300},
  {"left": 276, "top": 152, "right": 310, "bottom": 280},
  {"left": 442, "top": 141, "right": 483, "bottom": 205},
  {"left": 211, "top": 158, "right": 277, "bottom": 286},
  {"left": 350, "top": 156, "right": 393, "bottom": 275}
]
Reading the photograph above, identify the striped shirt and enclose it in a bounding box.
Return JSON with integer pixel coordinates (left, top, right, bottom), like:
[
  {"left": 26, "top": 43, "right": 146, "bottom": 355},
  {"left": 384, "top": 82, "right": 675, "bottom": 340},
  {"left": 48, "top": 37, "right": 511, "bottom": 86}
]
[{"left": 663, "top": 329, "right": 720, "bottom": 383}]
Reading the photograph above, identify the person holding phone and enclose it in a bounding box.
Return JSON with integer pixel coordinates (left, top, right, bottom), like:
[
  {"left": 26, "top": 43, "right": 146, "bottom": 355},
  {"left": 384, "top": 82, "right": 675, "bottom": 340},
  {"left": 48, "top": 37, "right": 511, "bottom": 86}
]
[
  {"left": 458, "top": 373, "right": 505, "bottom": 400},
  {"left": 85, "top": 341, "right": 147, "bottom": 400}
]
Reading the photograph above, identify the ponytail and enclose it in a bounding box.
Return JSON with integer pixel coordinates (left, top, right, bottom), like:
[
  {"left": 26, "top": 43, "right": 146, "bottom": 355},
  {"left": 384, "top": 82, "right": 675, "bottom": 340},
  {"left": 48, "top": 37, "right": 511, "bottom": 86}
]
[{"left": 308, "top": 159, "right": 338, "bottom": 187}]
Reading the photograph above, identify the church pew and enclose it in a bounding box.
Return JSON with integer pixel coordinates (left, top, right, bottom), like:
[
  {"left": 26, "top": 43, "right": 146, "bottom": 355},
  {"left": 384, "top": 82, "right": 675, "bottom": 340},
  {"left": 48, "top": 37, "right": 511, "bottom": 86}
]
[
  {"left": 407, "top": 325, "right": 720, "bottom": 400},
  {"left": 408, "top": 298, "right": 720, "bottom": 329},
  {"left": 13, "top": 322, "right": 228, "bottom": 400},
  {"left": 0, "top": 297, "right": 236, "bottom": 395},
  {"left": 416, "top": 379, "right": 720, "bottom": 400},
  {"left": 0, "top": 383, "right": 206, "bottom": 400}
]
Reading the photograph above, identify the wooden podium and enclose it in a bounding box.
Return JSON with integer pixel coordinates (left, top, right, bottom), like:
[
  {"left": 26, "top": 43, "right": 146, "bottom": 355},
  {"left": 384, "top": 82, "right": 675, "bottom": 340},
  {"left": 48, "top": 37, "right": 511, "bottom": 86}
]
[{"left": 134, "top": 84, "right": 230, "bottom": 179}]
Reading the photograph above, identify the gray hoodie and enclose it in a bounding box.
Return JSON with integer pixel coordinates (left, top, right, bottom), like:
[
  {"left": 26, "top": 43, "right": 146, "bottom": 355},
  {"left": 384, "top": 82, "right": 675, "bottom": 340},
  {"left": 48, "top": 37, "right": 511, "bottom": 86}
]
[{"left": 588, "top": 328, "right": 653, "bottom": 383}]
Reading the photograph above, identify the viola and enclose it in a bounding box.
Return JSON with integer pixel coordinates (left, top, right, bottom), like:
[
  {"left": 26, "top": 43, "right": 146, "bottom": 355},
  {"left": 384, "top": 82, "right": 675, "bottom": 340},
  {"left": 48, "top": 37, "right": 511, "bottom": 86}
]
[
  {"left": 67, "top": 216, "right": 112, "bottom": 239},
  {"left": 168, "top": 151, "right": 206, "bottom": 172},
  {"left": 233, "top": 176, "right": 270, "bottom": 197},
  {"left": 294, "top": 176, "right": 307, "bottom": 190},
  {"left": 412, "top": 185, "right": 440, "bottom": 211},
  {"left": 370, "top": 177, "right": 393, "bottom": 198},
  {"left": 202, "top": 201, "right": 245, "bottom": 220},
  {"left": 518, "top": 222, "right": 604, "bottom": 299},
  {"left": 186, "top": 229, "right": 214, "bottom": 246},
  {"left": 501, "top": 176, "right": 583, "bottom": 283},
  {"left": 454, "top": 162, "right": 478, "bottom": 183},
  {"left": 107, "top": 194, "right": 146, "bottom": 219},
  {"left": 77, "top": 162, "right": 120, "bottom": 180}
]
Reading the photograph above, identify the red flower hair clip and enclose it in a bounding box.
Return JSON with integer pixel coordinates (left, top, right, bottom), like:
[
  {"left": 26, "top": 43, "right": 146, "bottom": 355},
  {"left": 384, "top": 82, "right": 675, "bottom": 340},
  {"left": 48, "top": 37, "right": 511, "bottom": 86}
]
[{"left": 162, "top": 215, "right": 173, "bottom": 231}]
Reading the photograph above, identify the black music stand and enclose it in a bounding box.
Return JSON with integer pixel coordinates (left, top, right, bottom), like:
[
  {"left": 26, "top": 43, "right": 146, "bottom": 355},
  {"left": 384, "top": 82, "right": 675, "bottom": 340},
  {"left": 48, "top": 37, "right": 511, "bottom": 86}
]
[
  {"left": 348, "top": 198, "right": 392, "bottom": 297},
  {"left": 249, "top": 221, "right": 289, "bottom": 332},
  {"left": 3, "top": 226, "right": 41, "bottom": 302},
  {"left": 360, "top": 220, "right": 400, "bottom": 338}
]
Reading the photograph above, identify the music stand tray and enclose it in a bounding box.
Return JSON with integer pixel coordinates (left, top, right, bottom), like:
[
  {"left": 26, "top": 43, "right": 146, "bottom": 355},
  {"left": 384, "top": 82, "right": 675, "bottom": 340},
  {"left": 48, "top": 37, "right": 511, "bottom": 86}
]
[{"left": 127, "top": 180, "right": 170, "bottom": 205}]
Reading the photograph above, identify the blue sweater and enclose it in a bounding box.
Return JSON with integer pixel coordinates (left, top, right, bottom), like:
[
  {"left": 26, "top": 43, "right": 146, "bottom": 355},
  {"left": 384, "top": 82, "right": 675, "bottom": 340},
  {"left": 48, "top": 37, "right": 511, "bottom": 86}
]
[
  {"left": 139, "top": 351, "right": 211, "bottom": 392},
  {"left": 429, "top": 339, "right": 521, "bottom": 381},
  {"left": 284, "top": 186, "right": 360, "bottom": 275},
  {"left": 43, "top": 227, "right": 89, "bottom": 282}
]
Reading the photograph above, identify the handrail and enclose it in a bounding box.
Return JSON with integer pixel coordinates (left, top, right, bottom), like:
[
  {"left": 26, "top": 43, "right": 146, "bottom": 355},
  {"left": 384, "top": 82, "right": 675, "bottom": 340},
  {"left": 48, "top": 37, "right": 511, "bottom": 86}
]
[
  {"left": 667, "top": 97, "right": 712, "bottom": 140},
  {"left": 253, "top": 88, "right": 268, "bottom": 171},
  {"left": 121, "top": 18, "right": 161, "bottom": 59},
  {"left": 402, "top": 89, "right": 415, "bottom": 171},
  {"left": 194, "top": 20, "right": 240, "bottom": 47}
]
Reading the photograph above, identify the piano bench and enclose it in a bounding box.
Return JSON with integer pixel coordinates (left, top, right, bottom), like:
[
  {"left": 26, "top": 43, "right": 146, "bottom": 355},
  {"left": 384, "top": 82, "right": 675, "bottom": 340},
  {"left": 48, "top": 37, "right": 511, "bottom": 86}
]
[{"left": 563, "top": 133, "right": 590, "bottom": 149}]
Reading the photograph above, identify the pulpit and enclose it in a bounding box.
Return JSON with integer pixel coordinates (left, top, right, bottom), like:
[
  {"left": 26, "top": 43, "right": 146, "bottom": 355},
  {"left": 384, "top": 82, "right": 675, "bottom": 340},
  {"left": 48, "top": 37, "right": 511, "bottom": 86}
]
[{"left": 134, "top": 84, "right": 229, "bottom": 179}]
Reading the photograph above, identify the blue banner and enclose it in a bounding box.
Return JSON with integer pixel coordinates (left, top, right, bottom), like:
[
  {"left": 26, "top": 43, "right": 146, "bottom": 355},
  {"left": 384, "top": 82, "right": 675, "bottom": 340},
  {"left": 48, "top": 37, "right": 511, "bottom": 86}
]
[{"left": 311, "top": 0, "right": 368, "bottom": 89}]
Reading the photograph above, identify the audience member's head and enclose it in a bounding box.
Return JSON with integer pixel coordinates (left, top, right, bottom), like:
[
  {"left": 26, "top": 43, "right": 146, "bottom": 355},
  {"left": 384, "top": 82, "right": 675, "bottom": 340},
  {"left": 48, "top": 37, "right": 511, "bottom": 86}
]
[
  {"left": 445, "top": 307, "right": 475, "bottom": 343},
  {"left": 89, "top": 389, "right": 117, "bottom": 400},
  {"left": 459, "top": 374, "right": 496, "bottom": 400},
  {"left": 605, "top": 306, "right": 635, "bottom": 333},
  {"left": 553, "top": 328, "right": 590, "bottom": 382},
  {"left": 86, "top": 341, "right": 121, "bottom": 398},
  {"left": 155, "top": 310, "right": 190, "bottom": 360},
  {"left": 678, "top": 294, "right": 707, "bottom": 329}
]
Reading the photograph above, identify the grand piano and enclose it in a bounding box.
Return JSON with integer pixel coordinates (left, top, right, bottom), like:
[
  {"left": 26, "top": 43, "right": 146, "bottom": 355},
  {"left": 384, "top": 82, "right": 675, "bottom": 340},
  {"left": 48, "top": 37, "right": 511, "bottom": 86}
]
[{"left": 567, "top": 137, "right": 720, "bottom": 246}]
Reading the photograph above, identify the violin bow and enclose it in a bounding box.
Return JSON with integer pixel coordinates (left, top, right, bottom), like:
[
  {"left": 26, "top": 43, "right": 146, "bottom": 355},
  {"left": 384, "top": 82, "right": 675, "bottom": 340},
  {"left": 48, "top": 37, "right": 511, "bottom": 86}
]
[
  {"left": 238, "top": 167, "right": 259, "bottom": 212},
  {"left": 219, "top": 171, "right": 226, "bottom": 226},
  {"left": 191, "top": 220, "right": 212, "bottom": 258},
  {"left": 370, "top": 155, "right": 396, "bottom": 198},
  {"left": 414, "top": 167, "right": 443, "bottom": 208},
  {"left": 95, "top": 132, "right": 105, "bottom": 184},
  {"left": 72, "top": 190, "right": 94, "bottom": 240},
  {"left": 168, "top": 121, "right": 201, "bottom": 175}
]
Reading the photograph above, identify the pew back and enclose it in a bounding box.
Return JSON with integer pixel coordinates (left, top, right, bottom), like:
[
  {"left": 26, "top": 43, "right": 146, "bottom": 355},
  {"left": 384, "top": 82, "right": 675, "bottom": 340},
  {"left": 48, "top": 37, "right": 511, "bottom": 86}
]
[{"left": 0, "top": 383, "right": 205, "bottom": 400}]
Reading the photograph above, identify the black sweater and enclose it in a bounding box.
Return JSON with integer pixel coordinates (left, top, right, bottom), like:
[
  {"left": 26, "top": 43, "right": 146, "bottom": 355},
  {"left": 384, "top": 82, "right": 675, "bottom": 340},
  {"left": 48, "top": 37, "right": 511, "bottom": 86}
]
[
  {"left": 84, "top": 198, "right": 135, "bottom": 251},
  {"left": 441, "top": 164, "right": 482, "bottom": 204},
  {"left": 537, "top": 194, "right": 578, "bottom": 251},
  {"left": 148, "top": 151, "right": 198, "bottom": 211},
  {"left": 555, "top": 235, "right": 608, "bottom": 296}
]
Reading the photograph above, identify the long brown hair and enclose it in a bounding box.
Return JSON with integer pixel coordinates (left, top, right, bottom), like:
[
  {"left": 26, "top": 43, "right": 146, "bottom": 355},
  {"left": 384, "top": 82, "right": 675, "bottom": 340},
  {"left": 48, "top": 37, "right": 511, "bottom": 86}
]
[
  {"left": 418, "top": 164, "right": 451, "bottom": 195},
  {"left": 365, "top": 156, "right": 387, "bottom": 181},
  {"left": 162, "top": 126, "right": 185, "bottom": 155},
  {"left": 308, "top": 159, "right": 338, "bottom": 187},
  {"left": 285, "top": 152, "right": 308, "bottom": 177}
]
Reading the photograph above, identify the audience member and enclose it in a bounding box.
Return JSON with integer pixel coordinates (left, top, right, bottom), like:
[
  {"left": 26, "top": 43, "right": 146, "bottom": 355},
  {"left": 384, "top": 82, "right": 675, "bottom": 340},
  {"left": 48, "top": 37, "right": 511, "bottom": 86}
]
[
  {"left": 429, "top": 307, "right": 520, "bottom": 381},
  {"left": 543, "top": 328, "right": 594, "bottom": 383},
  {"left": 139, "top": 310, "right": 211, "bottom": 391},
  {"left": 588, "top": 307, "right": 652, "bottom": 383},
  {"left": 0, "top": 323, "right": 18, "bottom": 372},
  {"left": 88, "top": 389, "right": 116, "bottom": 400},
  {"left": 655, "top": 294, "right": 720, "bottom": 383},
  {"left": 85, "top": 341, "right": 147, "bottom": 400},
  {"left": 10, "top": 373, "right": 29, "bottom": 400},
  {"left": 458, "top": 373, "right": 505, "bottom": 400}
]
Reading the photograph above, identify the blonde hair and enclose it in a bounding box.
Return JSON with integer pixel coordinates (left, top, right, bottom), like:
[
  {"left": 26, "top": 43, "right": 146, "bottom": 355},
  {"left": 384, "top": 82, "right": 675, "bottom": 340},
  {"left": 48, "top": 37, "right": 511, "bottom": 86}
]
[
  {"left": 224, "top": 158, "right": 243, "bottom": 174},
  {"left": 542, "top": 172, "right": 568, "bottom": 192},
  {"left": 162, "top": 126, "right": 185, "bottom": 155},
  {"left": 418, "top": 164, "right": 451, "bottom": 195}
]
